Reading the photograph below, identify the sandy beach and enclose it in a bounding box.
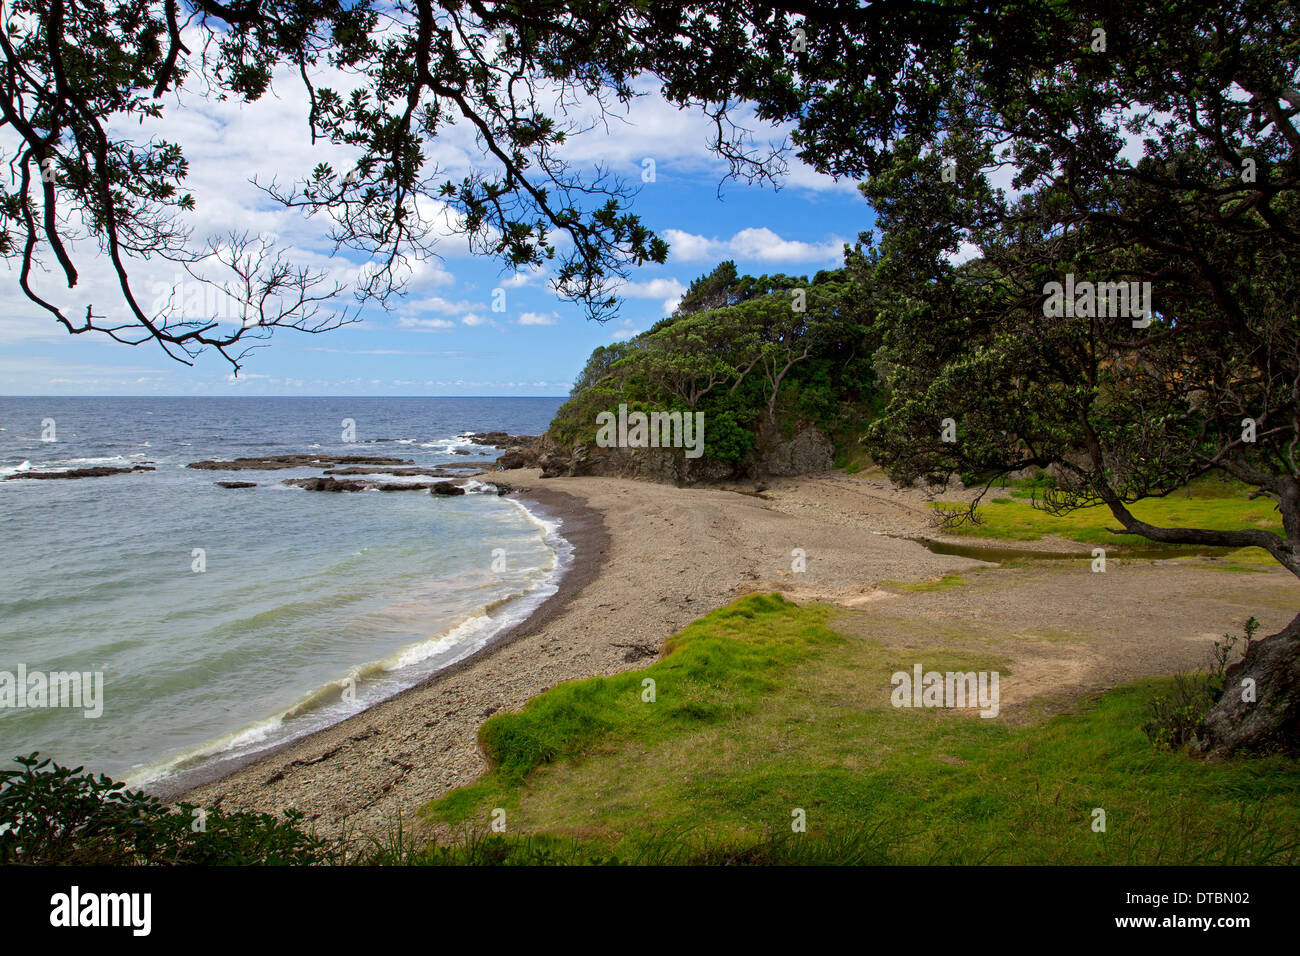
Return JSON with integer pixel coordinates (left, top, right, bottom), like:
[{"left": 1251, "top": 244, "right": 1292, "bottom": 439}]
[{"left": 172, "top": 469, "right": 1300, "bottom": 842}]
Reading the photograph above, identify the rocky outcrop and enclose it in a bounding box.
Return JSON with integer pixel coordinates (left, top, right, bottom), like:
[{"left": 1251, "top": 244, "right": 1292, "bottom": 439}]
[
  {"left": 497, "top": 440, "right": 542, "bottom": 470},
  {"left": 431, "top": 482, "right": 466, "bottom": 496},
  {"left": 456, "top": 432, "right": 544, "bottom": 470},
  {"left": 189, "top": 454, "right": 413, "bottom": 471},
  {"left": 465, "top": 431, "right": 536, "bottom": 447},
  {"left": 216, "top": 480, "right": 257, "bottom": 489},
  {"left": 284, "top": 476, "right": 456, "bottom": 492},
  {"left": 321, "top": 466, "right": 454, "bottom": 477},
  {"left": 6, "top": 465, "right": 155, "bottom": 480},
  {"left": 756, "top": 424, "right": 834, "bottom": 477},
  {"left": 283, "top": 476, "right": 369, "bottom": 492},
  {"left": 533, "top": 421, "right": 833, "bottom": 485}
]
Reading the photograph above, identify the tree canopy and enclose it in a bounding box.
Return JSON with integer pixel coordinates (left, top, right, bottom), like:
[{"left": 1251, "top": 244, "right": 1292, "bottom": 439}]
[{"left": 847, "top": 0, "right": 1300, "bottom": 753}]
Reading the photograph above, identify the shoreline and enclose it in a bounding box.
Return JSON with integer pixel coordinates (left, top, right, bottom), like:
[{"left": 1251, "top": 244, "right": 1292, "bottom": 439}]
[
  {"left": 152, "top": 483, "right": 608, "bottom": 804},
  {"left": 161, "top": 468, "right": 1296, "bottom": 842},
  {"left": 163, "top": 468, "right": 995, "bottom": 838}
]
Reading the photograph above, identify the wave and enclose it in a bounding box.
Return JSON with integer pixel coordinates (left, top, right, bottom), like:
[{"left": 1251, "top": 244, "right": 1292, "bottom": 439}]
[
  {"left": 2, "top": 453, "right": 153, "bottom": 471},
  {"left": 124, "top": 496, "right": 571, "bottom": 789},
  {"left": 419, "top": 433, "right": 490, "bottom": 454}
]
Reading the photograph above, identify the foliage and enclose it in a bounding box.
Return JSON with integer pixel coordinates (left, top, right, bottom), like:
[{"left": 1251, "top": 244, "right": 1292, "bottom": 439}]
[
  {"left": 0, "top": 0, "right": 1007, "bottom": 369},
  {"left": 855, "top": 2, "right": 1300, "bottom": 585},
  {"left": 549, "top": 263, "right": 876, "bottom": 472},
  {"left": 423, "top": 596, "right": 1300, "bottom": 865},
  {"left": 1144, "top": 617, "right": 1261, "bottom": 750},
  {"left": 0, "top": 754, "right": 330, "bottom": 865}
]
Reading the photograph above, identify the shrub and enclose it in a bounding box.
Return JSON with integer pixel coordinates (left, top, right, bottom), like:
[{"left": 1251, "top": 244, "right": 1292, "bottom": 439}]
[
  {"left": 1143, "top": 617, "right": 1259, "bottom": 750},
  {"left": 0, "top": 754, "right": 331, "bottom": 865}
]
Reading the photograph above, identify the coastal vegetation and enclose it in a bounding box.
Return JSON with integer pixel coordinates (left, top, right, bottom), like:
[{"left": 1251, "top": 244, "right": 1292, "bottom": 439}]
[
  {"left": 547, "top": 263, "right": 878, "bottom": 471},
  {"left": 541, "top": 0, "right": 1300, "bottom": 754},
  {"left": 8, "top": 591, "right": 1295, "bottom": 865},
  {"left": 4, "top": 0, "right": 1297, "bottom": 865},
  {"left": 408, "top": 595, "right": 1300, "bottom": 865},
  {"left": 0, "top": 754, "right": 329, "bottom": 865},
  {"left": 933, "top": 476, "right": 1285, "bottom": 552}
]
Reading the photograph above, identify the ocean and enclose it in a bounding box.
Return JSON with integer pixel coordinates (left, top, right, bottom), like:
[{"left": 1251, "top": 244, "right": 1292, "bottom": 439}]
[{"left": 0, "top": 396, "right": 566, "bottom": 787}]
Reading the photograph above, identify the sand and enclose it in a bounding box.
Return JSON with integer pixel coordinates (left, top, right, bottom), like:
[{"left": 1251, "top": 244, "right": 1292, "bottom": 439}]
[{"left": 171, "top": 469, "right": 1299, "bottom": 844}]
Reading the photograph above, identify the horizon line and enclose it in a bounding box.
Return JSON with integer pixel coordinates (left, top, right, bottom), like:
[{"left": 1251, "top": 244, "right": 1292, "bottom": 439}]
[{"left": 0, "top": 393, "right": 571, "bottom": 399}]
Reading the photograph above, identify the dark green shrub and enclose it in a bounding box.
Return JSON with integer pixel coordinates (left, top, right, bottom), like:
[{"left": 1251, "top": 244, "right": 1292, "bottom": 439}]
[{"left": 0, "top": 754, "right": 330, "bottom": 865}]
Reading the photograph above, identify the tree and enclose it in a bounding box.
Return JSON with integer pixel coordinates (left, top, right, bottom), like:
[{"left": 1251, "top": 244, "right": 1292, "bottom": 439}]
[
  {"left": 0, "top": 0, "right": 695, "bottom": 369},
  {"left": 2, "top": 0, "right": 1013, "bottom": 371},
  {"left": 640, "top": 308, "right": 753, "bottom": 408},
  {"left": 672, "top": 259, "right": 740, "bottom": 317},
  {"left": 854, "top": 2, "right": 1300, "bottom": 754}
]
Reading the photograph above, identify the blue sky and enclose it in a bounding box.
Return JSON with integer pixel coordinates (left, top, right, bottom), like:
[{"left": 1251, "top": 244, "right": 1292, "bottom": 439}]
[{"left": 0, "top": 61, "right": 875, "bottom": 397}]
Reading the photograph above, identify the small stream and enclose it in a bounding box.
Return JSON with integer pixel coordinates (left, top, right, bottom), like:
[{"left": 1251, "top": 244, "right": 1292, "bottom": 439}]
[{"left": 910, "top": 537, "right": 1238, "bottom": 563}]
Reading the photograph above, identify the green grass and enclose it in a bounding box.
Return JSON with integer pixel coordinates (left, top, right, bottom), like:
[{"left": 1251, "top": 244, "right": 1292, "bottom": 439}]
[
  {"left": 883, "top": 573, "right": 968, "bottom": 593},
  {"left": 935, "top": 476, "right": 1284, "bottom": 551},
  {"left": 415, "top": 594, "right": 1300, "bottom": 865}
]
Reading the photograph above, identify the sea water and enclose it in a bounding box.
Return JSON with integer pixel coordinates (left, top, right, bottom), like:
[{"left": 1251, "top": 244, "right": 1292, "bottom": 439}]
[{"left": 0, "top": 396, "right": 564, "bottom": 787}]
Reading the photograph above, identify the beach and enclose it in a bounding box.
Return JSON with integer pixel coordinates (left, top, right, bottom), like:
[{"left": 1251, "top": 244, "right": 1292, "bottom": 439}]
[{"left": 172, "top": 468, "right": 1300, "bottom": 842}]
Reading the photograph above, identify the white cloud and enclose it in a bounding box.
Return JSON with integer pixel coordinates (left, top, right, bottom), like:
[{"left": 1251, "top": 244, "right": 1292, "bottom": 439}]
[
  {"left": 610, "top": 319, "right": 641, "bottom": 341},
  {"left": 616, "top": 277, "right": 686, "bottom": 299},
  {"left": 614, "top": 277, "right": 686, "bottom": 316},
  {"left": 945, "top": 241, "right": 982, "bottom": 267},
  {"left": 501, "top": 267, "right": 548, "bottom": 288},
  {"left": 518, "top": 311, "right": 558, "bottom": 326},
  {"left": 461, "top": 313, "right": 488, "bottom": 327},
  {"left": 397, "top": 317, "right": 456, "bottom": 331},
  {"left": 554, "top": 78, "right": 857, "bottom": 195},
  {"left": 663, "top": 227, "right": 844, "bottom": 265},
  {"left": 0, "top": 313, "right": 66, "bottom": 345}
]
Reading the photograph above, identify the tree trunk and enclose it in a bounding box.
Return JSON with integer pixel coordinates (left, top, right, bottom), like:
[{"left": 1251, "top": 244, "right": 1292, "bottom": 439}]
[{"left": 1198, "top": 610, "right": 1300, "bottom": 757}]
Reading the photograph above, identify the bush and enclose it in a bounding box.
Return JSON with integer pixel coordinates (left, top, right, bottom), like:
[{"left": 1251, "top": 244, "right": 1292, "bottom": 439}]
[
  {"left": 1143, "top": 617, "right": 1259, "bottom": 751},
  {"left": 0, "top": 754, "right": 331, "bottom": 865}
]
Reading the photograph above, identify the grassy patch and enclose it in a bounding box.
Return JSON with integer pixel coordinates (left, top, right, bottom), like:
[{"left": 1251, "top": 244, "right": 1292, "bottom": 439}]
[
  {"left": 884, "top": 573, "right": 968, "bottom": 593},
  {"left": 935, "top": 476, "right": 1284, "bottom": 552},
  {"left": 419, "top": 595, "right": 1300, "bottom": 865}
]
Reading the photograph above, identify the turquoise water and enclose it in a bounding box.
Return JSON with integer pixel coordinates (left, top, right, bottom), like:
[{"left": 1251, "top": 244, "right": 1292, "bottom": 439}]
[{"left": 0, "top": 397, "right": 565, "bottom": 785}]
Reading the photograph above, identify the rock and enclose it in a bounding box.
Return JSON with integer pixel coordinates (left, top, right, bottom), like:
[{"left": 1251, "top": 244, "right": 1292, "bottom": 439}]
[
  {"left": 322, "top": 466, "right": 453, "bottom": 477},
  {"left": 283, "top": 476, "right": 450, "bottom": 492},
  {"left": 755, "top": 424, "right": 834, "bottom": 477},
  {"left": 189, "top": 454, "right": 413, "bottom": 471},
  {"left": 282, "top": 477, "right": 368, "bottom": 492},
  {"left": 497, "top": 441, "right": 541, "bottom": 469},
  {"left": 529, "top": 418, "right": 833, "bottom": 485},
  {"left": 6, "top": 465, "right": 155, "bottom": 480},
  {"left": 216, "top": 481, "right": 257, "bottom": 489},
  {"left": 431, "top": 481, "right": 466, "bottom": 496},
  {"left": 464, "top": 432, "right": 537, "bottom": 448}
]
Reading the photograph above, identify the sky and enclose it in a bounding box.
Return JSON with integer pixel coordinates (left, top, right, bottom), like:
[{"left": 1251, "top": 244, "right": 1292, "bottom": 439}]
[{"left": 0, "top": 46, "right": 876, "bottom": 398}]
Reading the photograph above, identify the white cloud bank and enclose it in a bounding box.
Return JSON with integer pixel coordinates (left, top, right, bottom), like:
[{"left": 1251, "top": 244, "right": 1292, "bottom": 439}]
[{"left": 664, "top": 227, "right": 845, "bottom": 266}]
